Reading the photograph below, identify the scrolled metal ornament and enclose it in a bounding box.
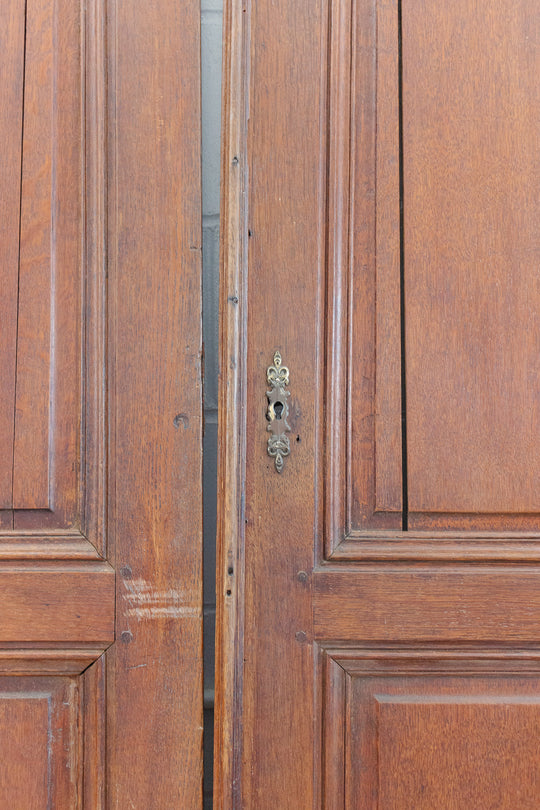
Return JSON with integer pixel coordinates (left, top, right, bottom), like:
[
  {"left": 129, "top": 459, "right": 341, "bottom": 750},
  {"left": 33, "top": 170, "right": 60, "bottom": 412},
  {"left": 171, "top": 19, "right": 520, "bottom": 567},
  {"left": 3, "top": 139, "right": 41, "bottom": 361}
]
[{"left": 266, "top": 351, "right": 291, "bottom": 473}]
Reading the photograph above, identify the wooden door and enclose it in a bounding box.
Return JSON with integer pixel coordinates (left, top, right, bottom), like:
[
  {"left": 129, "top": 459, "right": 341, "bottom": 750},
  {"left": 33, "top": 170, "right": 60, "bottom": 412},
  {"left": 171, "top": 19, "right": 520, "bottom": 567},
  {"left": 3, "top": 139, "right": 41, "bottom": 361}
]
[
  {"left": 216, "top": 0, "right": 540, "bottom": 807},
  {"left": 0, "top": 0, "right": 203, "bottom": 806}
]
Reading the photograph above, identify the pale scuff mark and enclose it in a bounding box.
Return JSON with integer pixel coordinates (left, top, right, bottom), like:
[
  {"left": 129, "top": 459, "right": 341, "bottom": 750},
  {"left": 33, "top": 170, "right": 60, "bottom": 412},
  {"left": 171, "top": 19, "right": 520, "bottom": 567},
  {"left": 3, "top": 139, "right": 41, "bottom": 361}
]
[{"left": 122, "top": 577, "right": 200, "bottom": 620}]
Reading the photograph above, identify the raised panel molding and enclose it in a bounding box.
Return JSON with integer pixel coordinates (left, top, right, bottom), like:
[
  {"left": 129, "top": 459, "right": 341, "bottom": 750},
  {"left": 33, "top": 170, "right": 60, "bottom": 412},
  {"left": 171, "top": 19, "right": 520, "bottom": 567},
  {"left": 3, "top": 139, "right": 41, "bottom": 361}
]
[
  {"left": 322, "top": 0, "right": 540, "bottom": 563},
  {"left": 0, "top": 669, "right": 106, "bottom": 806},
  {"left": 324, "top": 0, "right": 402, "bottom": 555},
  {"left": 320, "top": 646, "right": 540, "bottom": 809},
  {"left": 0, "top": 3, "right": 111, "bottom": 803},
  {"left": 0, "top": 0, "right": 107, "bottom": 554}
]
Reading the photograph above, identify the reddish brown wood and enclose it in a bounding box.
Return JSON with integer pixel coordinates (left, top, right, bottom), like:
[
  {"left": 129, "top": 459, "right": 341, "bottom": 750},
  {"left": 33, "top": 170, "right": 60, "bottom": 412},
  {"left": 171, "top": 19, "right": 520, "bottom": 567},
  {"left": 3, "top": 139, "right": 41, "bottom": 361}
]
[
  {"left": 218, "top": 0, "right": 540, "bottom": 806},
  {"left": 0, "top": 0, "right": 203, "bottom": 805},
  {"left": 326, "top": 0, "right": 402, "bottom": 548},
  {"left": 323, "top": 650, "right": 540, "bottom": 808},
  {"left": 314, "top": 567, "right": 540, "bottom": 642},
  {"left": 13, "top": 0, "right": 55, "bottom": 510},
  {"left": 404, "top": 0, "right": 540, "bottom": 529},
  {"left": 220, "top": 0, "right": 325, "bottom": 803},
  {"left": 106, "top": 0, "right": 203, "bottom": 805},
  {"left": 0, "top": 563, "right": 114, "bottom": 643},
  {"left": 0, "top": 678, "right": 80, "bottom": 808},
  {"left": 214, "top": 0, "right": 249, "bottom": 804},
  {"left": 14, "top": 0, "right": 82, "bottom": 524},
  {"left": 83, "top": 656, "right": 106, "bottom": 809},
  {"left": 378, "top": 697, "right": 540, "bottom": 807},
  {"left": 0, "top": 691, "right": 50, "bottom": 807},
  {"left": 0, "top": 0, "right": 25, "bottom": 514},
  {"left": 372, "top": 0, "right": 401, "bottom": 517}
]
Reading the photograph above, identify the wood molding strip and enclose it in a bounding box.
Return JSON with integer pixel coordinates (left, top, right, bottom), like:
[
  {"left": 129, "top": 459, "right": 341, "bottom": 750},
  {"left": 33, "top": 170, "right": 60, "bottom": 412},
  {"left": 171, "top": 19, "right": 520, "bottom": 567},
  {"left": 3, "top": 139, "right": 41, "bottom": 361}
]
[{"left": 214, "top": 0, "right": 250, "bottom": 805}]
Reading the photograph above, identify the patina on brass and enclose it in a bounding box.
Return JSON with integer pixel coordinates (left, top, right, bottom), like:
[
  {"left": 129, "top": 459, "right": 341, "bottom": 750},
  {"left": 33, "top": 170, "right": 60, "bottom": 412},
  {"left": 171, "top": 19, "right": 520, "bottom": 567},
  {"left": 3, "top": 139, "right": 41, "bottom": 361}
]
[{"left": 266, "top": 351, "right": 291, "bottom": 472}]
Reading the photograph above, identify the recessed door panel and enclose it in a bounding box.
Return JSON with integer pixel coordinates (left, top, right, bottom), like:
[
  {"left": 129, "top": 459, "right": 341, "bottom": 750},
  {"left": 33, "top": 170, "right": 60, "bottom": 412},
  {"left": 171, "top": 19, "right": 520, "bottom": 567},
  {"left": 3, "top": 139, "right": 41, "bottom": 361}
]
[{"left": 404, "top": 0, "right": 540, "bottom": 530}]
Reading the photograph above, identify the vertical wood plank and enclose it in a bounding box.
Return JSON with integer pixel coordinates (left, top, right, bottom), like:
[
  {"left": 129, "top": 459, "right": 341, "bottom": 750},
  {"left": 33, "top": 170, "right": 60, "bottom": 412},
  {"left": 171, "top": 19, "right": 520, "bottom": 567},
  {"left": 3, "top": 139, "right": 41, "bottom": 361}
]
[
  {"left": 374, "top": 0, "right": 401, "bottom": 515},
  {"left": 0, "top": 0, "right": 25, "bottom": 511},
  {"left": 107, "top": 0, "right": 203, "bottom": 806},
  {"left": 346, "top": 0, "right": 402, "bottom": 534},
  {"left": 0, "top": 693, "right": 49, "bottom": 807},
  {"left": 238, "top": 0, "right": 323, "bottom": 804},
  {"left": 404, "top": 0, "right": 540, "bottom": 526},
  {"left": 83, "top": 657, "right": 106, "bottom": 809},
  {"left": 14, "top": 0, "right": 85, "bottom": 532},
  {"left": 13, "top": 0, "right": 54, "bottom": 510}
]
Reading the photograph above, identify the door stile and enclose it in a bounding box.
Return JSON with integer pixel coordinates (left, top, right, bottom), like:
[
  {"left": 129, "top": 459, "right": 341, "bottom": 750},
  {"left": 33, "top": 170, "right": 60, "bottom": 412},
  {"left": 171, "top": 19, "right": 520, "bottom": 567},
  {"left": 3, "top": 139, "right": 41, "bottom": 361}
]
[{"left": 214, "top": 0, "right": 250, "bottom": 804}]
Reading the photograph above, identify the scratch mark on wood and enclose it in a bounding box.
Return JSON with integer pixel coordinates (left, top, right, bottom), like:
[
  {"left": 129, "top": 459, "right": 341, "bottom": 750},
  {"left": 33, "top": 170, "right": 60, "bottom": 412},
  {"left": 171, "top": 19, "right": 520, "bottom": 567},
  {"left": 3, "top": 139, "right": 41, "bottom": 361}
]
[{"left": 122, "top": 578, "right": 200, "bottom": 620}]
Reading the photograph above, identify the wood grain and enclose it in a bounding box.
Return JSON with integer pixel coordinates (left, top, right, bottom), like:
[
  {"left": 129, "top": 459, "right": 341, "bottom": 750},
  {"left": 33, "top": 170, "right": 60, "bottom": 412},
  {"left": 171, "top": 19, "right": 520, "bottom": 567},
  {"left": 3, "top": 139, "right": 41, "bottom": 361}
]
[
  {"left": 0, "top": 692, "right": 50, "bottom": 809},
  {"left": 404, "top": 0, "right": 540, "bottom": 527},
  {"left": 314, "top": 566, "right": 540, "bottom": 642},
  {"left": 107, "top": 0, "right": 203, "bottom": 805},
  {"left": 0, "top": 0, "right": 202, "bottom": 805},
  {"left": 0, "top": 563, "right": 114, "bottom": 643},
  {"left": 218, "top": 0, "right": 540, "bottom": 807},
  {"left": 13, "top": 0, "right": 55, "bottom": 510},
  {"left": 214, "top": 0, "right": 249, "bottom": 803},
  {"left": 373, "top": 0, "right": 401, "bottom": 516},
  {"left": 378, "top": 698, "right": 540, "bottom": 808},
  {"left": 0, "top": 678, "right": 80, "bottom": 809},
  {"left": 323, "top": 651, "right": 540, "bottom": 809},
  {"left": 14, "top": 0, "right": 82, "bottom": 527},
  {"left": 217, "top": 0, "right": 325, "bottom": 804},
  {"left": 0, "top": 0, "right": 25, "bottom": 513}
]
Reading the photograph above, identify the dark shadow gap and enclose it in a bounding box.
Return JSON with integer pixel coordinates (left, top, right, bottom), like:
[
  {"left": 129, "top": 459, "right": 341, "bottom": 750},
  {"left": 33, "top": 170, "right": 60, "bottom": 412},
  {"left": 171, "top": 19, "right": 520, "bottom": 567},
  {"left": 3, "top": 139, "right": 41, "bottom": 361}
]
[{"left": 398, "top": 0, "right": 408, "bottom": 531}]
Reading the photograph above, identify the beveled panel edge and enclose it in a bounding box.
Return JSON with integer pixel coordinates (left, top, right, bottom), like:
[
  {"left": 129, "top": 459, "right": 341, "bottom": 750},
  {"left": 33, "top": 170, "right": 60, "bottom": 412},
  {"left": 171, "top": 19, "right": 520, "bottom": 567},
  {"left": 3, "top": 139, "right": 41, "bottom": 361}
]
[
  {"left": 0, "top": 646, "right": 110, "bottom": 676},
  {"left": 323, "top": 0, "right": 353, "bottom": 559},
  {"left": 318, "top": 643, "right": 540, "bottom": 809},
  {"left": 320, "top": 644, "right": 540, "bottom": 676},
  {"left": 328, "top": 531, "right": 540, "bottom": 562},
  {"left": 82, "top": 0, "right": 108, "bottom": 556},
  {"left": 11, "top": 0, "right": 108, "bottom": 550},
  {"left": 322, "top": 0, "right": 402, "bottom": 560},
  {"left": 0, "top": 532, "right": 103, "bottom": 560}
]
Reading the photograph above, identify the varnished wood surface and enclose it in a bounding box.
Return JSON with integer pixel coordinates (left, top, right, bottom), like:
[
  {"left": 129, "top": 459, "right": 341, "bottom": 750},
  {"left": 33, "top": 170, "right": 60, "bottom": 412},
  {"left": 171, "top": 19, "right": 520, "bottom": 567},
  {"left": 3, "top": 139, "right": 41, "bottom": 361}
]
[
  {"left": 0, "top": 0, "right": 25, "bottom": 511},
  {"left": 214, "top": 0, "right": 250, "bottom": 804},
  {"left": 0, "top": 678, "right": 80, "bottom": 809},
  {"left": 107, "top": 0, "right": 203, "bottom": 805},
  {"left": 0, "top": 0, "right": 203, "bottom": 805},
  {"left": 404, "top": 0, "right": 540, "bottom": 527},
  {"left": 218, "top": 0, "right": 540, "bottom": 806},
  {"left": 314, "top": 566, "right": 540, "bottom": 642},
  {"left": 323, "top": 650, "right": 540, "bottom": 809},
  {"left": 0, "top": 563, "right": 114, "bottom": 643},
  {"left": 13, "top": 0, "right": 56, "bottom": 509},
  {"left": 217, "top": 0, "right": 323, "bottom": 805}
]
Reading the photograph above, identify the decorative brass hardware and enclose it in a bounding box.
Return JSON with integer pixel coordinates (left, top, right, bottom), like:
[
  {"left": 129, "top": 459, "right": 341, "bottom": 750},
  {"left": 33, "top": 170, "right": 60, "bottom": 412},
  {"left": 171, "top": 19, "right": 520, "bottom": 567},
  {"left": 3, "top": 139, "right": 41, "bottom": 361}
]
[{"left": 266, "top": 351, "right": 291, "bottom": 472}]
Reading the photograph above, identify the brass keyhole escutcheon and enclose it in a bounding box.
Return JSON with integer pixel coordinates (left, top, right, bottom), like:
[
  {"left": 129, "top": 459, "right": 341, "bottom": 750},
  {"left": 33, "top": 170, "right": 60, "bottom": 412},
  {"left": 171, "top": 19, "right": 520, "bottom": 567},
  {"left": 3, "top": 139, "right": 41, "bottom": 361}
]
[{"left": 266, "top": 351, "right": 291, "bottom": 472}]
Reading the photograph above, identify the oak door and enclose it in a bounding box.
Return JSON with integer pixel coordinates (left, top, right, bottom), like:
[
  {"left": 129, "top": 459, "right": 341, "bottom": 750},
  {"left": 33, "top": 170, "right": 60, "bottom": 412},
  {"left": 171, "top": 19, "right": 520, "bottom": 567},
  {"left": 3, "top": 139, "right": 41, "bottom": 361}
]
[
  {"left": 217, "top": 0, "right": 540, "bottom": 807},
  {"left": 0, "top": 0, "right": 202, "bottom": 806}
]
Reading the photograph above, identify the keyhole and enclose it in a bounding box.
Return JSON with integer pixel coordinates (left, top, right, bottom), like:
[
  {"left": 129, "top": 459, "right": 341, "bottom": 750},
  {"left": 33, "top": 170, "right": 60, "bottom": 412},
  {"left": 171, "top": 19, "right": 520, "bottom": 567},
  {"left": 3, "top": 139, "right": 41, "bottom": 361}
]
[{"left": 274, "top": 401, "right": 283, "bottom": 420}]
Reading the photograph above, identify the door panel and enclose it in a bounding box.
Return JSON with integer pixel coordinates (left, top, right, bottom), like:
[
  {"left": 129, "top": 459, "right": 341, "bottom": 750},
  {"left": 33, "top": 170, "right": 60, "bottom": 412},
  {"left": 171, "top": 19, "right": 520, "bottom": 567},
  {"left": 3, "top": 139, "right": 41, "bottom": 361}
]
[
  {"left": 0, "top": 679, "right": 81, "bottom": 809},
  {"left": 217, "top": 0, "right": 540, "bottom": 806},
  {"left": 323, "top": 652, "right": 540, "bottom": 809},
  {"left": 0, "top": 0, "right": 203, "bottom": 805},
  {"left": 404, "top": 0, "right": 540, "bottom": 529},
  {"left": 0, "top": 0, "right": 25, "bottom": 512},
  {"left": 328, "top": 0, "right": 402, "bottom": 538}
]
